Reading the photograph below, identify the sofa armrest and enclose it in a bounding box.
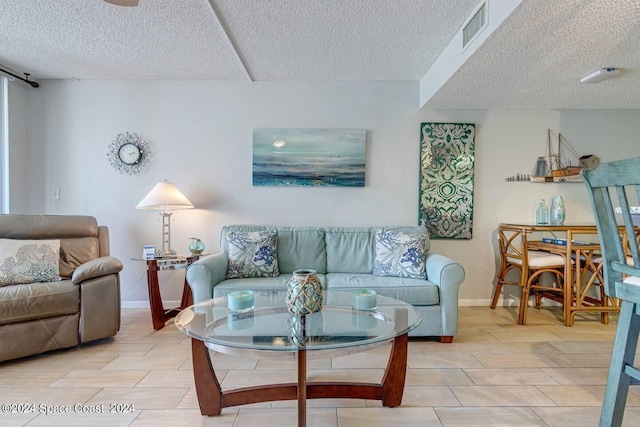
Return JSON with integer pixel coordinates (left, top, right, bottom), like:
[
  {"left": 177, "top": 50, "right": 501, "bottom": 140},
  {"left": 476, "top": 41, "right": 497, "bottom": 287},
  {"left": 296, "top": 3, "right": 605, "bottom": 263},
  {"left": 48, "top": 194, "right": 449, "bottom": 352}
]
[
  {"left": 72, "top": 256, "right": 123, "bottom": 285},
  {"left": 79, "top": 274, "right": 121, "bottom": 342},
  {"left": 425, "top": 252, "right": 465, "bottom": 336},
  {"left": 186, "top": 252, "right": 229, "bottom": 303}
]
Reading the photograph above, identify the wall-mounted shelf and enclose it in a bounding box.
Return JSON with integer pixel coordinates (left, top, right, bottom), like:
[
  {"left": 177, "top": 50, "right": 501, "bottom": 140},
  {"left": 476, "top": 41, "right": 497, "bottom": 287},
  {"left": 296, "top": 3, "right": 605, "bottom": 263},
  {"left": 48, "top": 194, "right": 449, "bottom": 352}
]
[
  {"left": 504, "top": 174, "right": 531, "bottom": 182},
  {"left": 504, "top": 174, "right": 583, "bottom": 183},
  {"left": 505, "top": 178, "right": 583, "bottom": 183},
  {"left": 505, "top": 129, "right": 595, "bottom": 184}
]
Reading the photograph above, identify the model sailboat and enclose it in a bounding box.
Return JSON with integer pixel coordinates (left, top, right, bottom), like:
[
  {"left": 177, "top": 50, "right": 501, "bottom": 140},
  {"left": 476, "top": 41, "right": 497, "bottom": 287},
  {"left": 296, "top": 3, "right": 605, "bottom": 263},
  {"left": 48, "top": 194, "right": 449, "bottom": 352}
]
[{"left": 530, "top": 130, "right": 587, "bottom": 183}]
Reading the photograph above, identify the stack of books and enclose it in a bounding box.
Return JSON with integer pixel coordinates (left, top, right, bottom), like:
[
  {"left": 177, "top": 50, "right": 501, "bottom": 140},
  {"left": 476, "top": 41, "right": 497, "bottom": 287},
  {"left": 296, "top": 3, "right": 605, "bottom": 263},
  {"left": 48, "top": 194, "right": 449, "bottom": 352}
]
[{"left": 541, "top": 238, "right": 592, "bottom": 246}]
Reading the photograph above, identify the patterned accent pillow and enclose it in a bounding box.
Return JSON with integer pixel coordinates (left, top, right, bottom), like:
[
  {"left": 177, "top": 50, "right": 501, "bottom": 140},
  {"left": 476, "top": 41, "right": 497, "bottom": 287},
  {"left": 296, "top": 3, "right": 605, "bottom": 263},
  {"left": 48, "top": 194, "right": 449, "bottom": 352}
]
[
  {"left": 0, "top": 239, "right": 62, "bottom": 286},
  {"left": 226, "top": 230, "right": 279, "bottom": 279},
  {"left": 373, "top": 229, "right": 426, "bottom": 279}
]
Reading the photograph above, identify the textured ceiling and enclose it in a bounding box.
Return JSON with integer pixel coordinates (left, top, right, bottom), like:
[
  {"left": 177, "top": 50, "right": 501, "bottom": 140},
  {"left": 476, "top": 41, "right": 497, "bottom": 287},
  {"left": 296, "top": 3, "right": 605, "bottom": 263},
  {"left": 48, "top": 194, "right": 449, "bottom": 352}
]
[
  {"left": 425, "top": 0, "right": 640, "bottom": 109},
  {"left": 0, "top": 0, "right": 638, "bottom": 109}
]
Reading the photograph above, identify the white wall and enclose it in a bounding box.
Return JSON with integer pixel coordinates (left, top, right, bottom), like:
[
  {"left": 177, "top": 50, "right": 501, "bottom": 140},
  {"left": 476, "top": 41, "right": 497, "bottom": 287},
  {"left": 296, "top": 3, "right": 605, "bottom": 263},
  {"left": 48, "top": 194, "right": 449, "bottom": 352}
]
[
  {"left": 7, "top": 80, "right": 29, "bottom": 213},
  {"left": 21, "top": 80, "right": 640, "bottom": 306}
]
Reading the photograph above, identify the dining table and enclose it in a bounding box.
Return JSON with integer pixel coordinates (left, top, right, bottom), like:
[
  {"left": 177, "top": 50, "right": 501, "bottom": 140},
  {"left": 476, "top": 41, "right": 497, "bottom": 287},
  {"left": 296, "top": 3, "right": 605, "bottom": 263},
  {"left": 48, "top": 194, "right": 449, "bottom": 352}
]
[{"left": 498, "top": 223, "right": 618, "bottom": 327}]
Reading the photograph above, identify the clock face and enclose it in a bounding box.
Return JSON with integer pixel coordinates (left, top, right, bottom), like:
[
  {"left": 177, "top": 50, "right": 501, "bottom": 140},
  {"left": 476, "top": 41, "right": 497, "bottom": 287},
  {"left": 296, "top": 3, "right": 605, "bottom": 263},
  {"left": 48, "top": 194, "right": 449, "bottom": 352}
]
[
  {"left": 107, "top": 132, "right": 150, "bottom": 175},
  {"left": 118, "top": 143, "right": 141, "bottom": 165}
]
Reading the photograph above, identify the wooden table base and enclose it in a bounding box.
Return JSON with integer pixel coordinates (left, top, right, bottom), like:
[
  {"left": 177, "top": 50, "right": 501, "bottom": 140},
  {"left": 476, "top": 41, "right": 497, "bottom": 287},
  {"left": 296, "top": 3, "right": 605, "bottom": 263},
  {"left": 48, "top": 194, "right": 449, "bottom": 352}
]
[
  {"left": 146, "top": 256, "right": 197, "bottom": 330},
  {"left": 191, "top": 333, "right": 409, "bottom": 427}
]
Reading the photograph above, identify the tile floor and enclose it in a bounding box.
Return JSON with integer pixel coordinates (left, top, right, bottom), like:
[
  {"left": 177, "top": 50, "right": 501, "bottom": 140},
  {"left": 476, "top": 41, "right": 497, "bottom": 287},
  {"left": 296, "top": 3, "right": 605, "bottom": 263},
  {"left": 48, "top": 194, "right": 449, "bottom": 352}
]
[{"left": 1, "top": 305, "right": 639, "bottom": 426}]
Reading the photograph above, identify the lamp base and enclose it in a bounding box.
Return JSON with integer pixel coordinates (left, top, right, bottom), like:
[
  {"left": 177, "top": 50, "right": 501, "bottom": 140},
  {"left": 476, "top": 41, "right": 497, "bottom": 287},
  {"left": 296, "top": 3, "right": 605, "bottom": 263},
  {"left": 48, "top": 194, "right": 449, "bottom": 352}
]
[{"left": 158, "top": 212, "right": 176, "bottom": 258}]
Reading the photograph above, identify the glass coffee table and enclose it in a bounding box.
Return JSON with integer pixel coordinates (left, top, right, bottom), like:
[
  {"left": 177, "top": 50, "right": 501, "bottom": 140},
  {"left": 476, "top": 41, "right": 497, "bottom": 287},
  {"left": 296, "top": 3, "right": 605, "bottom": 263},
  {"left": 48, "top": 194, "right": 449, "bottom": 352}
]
[{"left": 175, "top": 290, "right": 421, "bottom": 427}]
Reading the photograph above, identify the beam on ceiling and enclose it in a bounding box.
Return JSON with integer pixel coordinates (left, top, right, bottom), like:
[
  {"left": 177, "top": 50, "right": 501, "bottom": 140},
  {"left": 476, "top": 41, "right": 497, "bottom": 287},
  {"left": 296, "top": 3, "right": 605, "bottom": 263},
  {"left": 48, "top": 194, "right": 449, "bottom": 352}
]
[
  {"left": 206, "top": 0, "right": 253, "bottom": 81},
  {"left": 419, "top": 0, "right": 523, "bottom": 108}
]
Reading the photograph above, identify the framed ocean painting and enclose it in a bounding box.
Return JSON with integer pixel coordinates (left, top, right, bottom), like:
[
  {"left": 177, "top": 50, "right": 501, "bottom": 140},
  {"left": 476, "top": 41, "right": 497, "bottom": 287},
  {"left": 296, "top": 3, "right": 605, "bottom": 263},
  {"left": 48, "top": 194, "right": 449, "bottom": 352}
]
[{"left": 253, "top": 128, "right": 366, "bottom": 187}]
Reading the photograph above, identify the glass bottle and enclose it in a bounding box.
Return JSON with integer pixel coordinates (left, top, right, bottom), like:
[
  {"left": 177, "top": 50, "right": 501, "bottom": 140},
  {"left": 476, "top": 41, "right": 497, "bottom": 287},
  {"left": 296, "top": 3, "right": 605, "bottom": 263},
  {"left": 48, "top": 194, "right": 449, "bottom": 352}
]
[
  {"left": 536, "top": 199, "right": 548, "bottom": 225},
  {"left": 549, "top": 195, "right": 566, "bottom": 226},
  {"left": 188, "top": 237, "right": 205, "bottom": 255}
]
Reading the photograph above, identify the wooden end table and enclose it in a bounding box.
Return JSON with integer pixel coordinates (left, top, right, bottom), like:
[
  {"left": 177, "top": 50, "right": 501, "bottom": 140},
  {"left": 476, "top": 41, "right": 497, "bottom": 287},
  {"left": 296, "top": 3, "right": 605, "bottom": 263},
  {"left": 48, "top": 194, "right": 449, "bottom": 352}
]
[{"left": 133, "top": 254, "right": 203, "bottom": 330}]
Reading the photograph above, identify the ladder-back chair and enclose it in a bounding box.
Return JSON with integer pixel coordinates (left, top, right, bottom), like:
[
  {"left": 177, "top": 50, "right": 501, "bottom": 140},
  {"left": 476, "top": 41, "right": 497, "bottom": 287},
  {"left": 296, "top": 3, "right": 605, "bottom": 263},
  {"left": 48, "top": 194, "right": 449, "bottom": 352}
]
[
  {"left": 582, "top": 157, "right": 640, "bottom": 427},
  {"left": 491, "top": 224, "right": 566, "bottom": 324}
]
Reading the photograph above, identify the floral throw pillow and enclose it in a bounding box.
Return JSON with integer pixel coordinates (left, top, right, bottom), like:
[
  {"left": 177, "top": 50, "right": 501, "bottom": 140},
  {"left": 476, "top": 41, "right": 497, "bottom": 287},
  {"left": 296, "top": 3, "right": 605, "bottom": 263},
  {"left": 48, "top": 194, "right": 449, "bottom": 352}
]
[
  {"left": 373, "top": 229, "right": 426, "bottom": 279},
  {"left": 0, "top": 239, "right": 61, "bottom": 286},
  {"left": 226, "top": 230, "right": 279, "bottom": 279}
]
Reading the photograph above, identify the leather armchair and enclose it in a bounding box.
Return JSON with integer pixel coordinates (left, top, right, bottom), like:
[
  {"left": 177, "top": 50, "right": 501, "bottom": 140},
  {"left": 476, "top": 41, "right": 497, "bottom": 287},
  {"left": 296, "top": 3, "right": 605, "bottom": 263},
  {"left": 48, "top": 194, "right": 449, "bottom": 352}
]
[{"left": 0, "top": 214, "right": 123, "bottom": 362}]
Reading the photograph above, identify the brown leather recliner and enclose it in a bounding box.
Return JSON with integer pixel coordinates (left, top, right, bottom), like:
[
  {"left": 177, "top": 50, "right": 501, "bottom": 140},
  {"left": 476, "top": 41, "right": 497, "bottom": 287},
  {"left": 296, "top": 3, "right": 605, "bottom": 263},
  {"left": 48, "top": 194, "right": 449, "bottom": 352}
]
[{"left": 0, "top": 214, "right": 123, "bottom": 362}]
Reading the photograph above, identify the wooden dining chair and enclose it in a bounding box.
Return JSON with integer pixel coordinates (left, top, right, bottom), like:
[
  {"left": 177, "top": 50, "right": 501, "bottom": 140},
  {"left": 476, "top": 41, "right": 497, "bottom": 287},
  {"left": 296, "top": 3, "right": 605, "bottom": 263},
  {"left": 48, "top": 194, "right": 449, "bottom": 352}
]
[
  {"left": 491, "top": 225, "right": 566, "bottom": 324},
  {"left": 573, "top": 250, "right": 618, "bottom": 325},
  {"left": 582, "top": 156, "right": 640, "bottom": 427}
]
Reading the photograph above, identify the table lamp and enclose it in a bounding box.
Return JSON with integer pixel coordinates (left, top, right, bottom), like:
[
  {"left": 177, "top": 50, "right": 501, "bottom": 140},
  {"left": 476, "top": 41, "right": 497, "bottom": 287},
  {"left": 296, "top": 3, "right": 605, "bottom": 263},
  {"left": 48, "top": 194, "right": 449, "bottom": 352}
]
[{"left": 136, "top": 180, "right": 194, "bottom": 257}]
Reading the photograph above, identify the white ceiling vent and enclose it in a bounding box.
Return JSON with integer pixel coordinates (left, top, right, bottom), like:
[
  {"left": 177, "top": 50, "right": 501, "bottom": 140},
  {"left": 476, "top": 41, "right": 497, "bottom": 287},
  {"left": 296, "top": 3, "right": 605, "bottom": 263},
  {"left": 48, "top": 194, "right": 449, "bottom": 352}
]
[{"left": 463, "top": 2, "right": 487, "bottom": 49}]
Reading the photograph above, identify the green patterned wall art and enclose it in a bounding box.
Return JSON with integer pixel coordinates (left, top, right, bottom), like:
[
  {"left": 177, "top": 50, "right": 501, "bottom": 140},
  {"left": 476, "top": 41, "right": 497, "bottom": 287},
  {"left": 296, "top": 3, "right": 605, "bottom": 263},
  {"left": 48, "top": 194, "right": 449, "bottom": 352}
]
[{"left": 419, "top": 122, "right": 475, "bottom": 239}]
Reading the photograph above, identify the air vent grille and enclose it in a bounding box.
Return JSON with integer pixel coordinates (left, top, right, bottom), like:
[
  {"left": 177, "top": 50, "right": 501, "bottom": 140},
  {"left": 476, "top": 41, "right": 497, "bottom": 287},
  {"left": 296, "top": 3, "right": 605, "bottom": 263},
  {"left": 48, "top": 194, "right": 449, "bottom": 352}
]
[{"left": 463, "top": 2, "right": 487, "bottom": 48}]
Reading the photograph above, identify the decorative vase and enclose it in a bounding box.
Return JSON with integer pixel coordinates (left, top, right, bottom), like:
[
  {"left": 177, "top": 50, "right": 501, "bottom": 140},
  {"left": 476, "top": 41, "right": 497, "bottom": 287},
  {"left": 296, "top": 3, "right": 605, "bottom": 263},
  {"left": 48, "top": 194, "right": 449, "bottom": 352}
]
[
  {"left": 285, "top": 269, "right": 323, "bottom": 315},
  {"left": 549, "top": 195, "right": 566, "bottom": 226},
  {"left": 188, "top": 237, "right": 205, "bottom": 255}
]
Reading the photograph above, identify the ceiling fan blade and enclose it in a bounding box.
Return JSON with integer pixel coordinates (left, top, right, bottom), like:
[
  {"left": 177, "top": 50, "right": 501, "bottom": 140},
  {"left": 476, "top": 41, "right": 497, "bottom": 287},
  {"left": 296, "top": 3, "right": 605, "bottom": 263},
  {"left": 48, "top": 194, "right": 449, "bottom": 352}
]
[{"left": 104, "top": 0, "right": 139, "bottom": 6}]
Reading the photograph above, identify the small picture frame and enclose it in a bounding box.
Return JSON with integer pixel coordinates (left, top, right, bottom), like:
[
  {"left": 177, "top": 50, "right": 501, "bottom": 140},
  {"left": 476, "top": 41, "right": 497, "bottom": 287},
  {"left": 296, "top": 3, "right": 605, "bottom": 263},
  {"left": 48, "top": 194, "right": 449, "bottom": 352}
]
[{"left": 142, "top": 245, "right": 156, "bottom": 260}]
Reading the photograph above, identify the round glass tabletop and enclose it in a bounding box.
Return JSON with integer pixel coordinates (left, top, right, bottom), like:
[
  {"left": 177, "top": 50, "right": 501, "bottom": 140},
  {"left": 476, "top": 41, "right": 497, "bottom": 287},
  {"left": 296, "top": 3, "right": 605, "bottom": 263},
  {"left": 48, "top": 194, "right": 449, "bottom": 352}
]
[{"left": 175, "top": 290, "right": 422, "bottom": 353}]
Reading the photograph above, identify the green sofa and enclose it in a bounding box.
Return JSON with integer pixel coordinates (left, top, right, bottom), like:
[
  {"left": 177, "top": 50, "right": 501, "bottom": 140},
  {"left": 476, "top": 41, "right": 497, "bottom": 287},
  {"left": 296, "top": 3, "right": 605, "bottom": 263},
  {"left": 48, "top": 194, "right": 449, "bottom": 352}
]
[{"left": 186, "top": 225, "right": 465, "bottom": 342}]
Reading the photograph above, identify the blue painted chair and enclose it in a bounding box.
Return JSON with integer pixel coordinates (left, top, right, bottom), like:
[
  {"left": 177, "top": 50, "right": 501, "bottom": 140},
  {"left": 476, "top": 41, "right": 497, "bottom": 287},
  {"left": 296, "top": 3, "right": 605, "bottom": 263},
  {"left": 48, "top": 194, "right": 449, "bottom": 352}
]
[{"left": 582, "top": 157, "right": 640, "bottom": 427}]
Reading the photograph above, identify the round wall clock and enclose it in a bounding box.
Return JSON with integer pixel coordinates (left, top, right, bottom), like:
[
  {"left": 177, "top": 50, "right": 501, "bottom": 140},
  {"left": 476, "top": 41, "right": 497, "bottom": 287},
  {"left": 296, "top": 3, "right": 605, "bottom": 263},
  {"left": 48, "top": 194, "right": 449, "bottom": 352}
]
[
  {"left": 118, "top": 143, "right": 142, "bottom": 165},
  {"left": 107, "top": 132, "right": 151, "bottom": 175}
]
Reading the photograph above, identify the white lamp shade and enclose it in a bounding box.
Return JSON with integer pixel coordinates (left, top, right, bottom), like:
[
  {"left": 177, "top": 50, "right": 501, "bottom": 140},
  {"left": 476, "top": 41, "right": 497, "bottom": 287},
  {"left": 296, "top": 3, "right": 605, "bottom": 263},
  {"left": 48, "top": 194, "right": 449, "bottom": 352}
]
[{"left": 136, "top": 181, "right": 194, "bottom": 211}]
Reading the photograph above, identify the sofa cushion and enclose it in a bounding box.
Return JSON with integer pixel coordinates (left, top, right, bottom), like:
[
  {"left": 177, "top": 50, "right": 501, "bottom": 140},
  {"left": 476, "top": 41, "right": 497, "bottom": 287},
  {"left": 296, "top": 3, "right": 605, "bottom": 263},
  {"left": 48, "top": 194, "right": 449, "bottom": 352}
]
[
  {"left": 326, "top": 273, "right": 439, "bottom": 306},
  {"left": 275, "top": 227, "right": 326, "bottom": 274},
  {"left": 325, "top": 227, "right": 375, "bottom": 273},
  {"left": 0, "top": 314, "right": 80, "bottom": 362},
  {"left": 0, "top": 239, "right": 61, "bottom": 286},
  {"left": 215, "top": 276, "right": 291, "bottom": 295},
  {"left": 59, "top": 237, "right": 100, "bottom": 278},
  {"left": 221, "top": 226, "right": 327, "bottom": 274},
  {"left": 215, "top": 274, "right": 328, "bottom": 293},
  {"left": 226, "top": 230, "right": 279, "bottom": 279},
  {"left": 0, "top": 279, "right": 79, "bottom": 325},
  {"left": 213, "top": 274, "right": 327, "bottom": 302},
  {"left": 373, "top": 229, "right": 427, "bottom": 279}
]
